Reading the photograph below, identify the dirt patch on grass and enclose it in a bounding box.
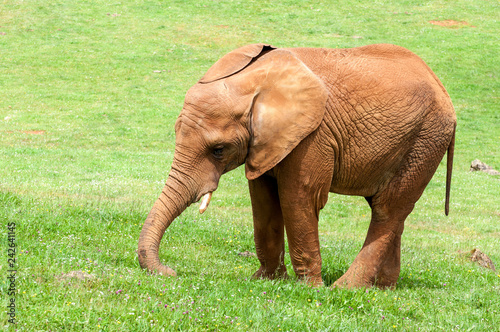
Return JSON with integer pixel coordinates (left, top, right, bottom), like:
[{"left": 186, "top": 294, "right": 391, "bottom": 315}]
[
  {"left": 57, "top": 270, "right": 96, "bottom": 281},
  {"left": 2, "top": 130, "right": 46, "bottom": 135},
  {"left": 238, "top": 251, "right": 257, "bottom": 258},
  {"left": 429, "top": 20, "right": 475, "bottom": 28},
  {"left": 23, "top": 130, "right": 46, "bottom": 135}
]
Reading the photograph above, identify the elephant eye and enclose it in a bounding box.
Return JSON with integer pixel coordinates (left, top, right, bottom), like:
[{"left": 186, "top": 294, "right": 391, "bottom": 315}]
[{"left": 212, "top": 146, "right": 224, "bottom": 159}]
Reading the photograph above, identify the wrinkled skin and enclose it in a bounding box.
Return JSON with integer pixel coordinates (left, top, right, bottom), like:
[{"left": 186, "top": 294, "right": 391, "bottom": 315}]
[{"left": 138, "top": 44, "right": 456, "bottom": 289}]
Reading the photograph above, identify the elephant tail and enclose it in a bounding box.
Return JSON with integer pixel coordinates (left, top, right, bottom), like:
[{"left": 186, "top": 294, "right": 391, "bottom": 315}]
[{"left": 445, "top": 126, "right": 455, "bottom": 216}]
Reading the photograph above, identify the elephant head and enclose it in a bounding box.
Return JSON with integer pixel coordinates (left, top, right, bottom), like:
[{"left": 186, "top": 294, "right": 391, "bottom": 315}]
[{"left": 137, "top": 44, "right": 329, "bottom": 275}]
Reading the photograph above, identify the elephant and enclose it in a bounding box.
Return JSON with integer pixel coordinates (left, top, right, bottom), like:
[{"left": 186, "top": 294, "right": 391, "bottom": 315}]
[{"left": 138, "top": 43, "right": 456, "bottom": 289}]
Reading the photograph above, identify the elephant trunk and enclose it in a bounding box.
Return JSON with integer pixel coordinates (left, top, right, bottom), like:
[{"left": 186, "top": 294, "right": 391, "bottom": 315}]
[{"left": 137, "top": 172, "right": 196, "bottom": 276}]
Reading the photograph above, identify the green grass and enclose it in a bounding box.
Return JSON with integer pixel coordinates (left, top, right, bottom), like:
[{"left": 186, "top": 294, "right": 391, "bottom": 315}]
[{"left": 1, "top": 0, "right": 499, "bottom": 330}]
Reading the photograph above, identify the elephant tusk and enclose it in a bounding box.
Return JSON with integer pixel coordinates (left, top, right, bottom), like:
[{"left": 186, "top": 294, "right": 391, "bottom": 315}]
[{"left": 199, "top": 192, "right": 212, "bottom": 214}]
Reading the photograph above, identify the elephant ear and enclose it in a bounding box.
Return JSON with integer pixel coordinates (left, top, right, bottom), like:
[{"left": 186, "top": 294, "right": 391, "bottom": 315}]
[
  {"left": 237, "top": 49, "right": 329, "bottom": 180},
  {"left": 199, "top": 44, "right": 276, "bottom": 84}
]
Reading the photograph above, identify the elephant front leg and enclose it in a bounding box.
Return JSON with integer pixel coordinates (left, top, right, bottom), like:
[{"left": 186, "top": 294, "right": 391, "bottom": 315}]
[
  {"left": 278, "top": 180, "right": 329, "bottom": 287},
  {"left": 249, "top": 175, "right": 288, "bottom": 280},
  {"left": 283, "top": 212, "right": 324, "bottom": 287}
]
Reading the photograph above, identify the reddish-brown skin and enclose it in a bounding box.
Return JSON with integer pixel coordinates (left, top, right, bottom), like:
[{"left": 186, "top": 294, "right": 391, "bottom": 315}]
[{"left": 138, "top": 44, "right": 456, "bottom": 289}]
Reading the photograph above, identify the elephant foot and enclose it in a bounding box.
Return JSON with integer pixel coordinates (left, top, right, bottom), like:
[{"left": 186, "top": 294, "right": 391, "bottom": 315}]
[
  {"left": 332, "top": 275, "right": 372, "bottom": 289},
  {"left": 373, "top": 270, "right": 399, "bottom": 289},
  {"left": 251, "top": 265, "right": 288, "bottom": 281},
  {"left": 331, "top": 265, "right": 375, "bottom": 289},
  {"left": 154, "top": 265, "right": 177, "bottom": 277},
  {"left": 332, "top": 265, "right": 399, "bottom": 289},
  {"left": 297, "top": 275, "right": 324, "bottom": 287}
]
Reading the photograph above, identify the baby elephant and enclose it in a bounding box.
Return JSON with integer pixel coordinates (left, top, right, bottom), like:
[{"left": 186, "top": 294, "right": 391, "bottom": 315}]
[{"left": 138, "top": 44, "right": 456, "bottom": 288}]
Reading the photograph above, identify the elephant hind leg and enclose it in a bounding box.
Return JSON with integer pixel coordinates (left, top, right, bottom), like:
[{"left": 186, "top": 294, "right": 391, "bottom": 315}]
[
  {"left": 334, "top": 134, "right": 450, "bottom": 289},
  {"left": 333, "top": 200, "right": 412, "bottom": 289}
]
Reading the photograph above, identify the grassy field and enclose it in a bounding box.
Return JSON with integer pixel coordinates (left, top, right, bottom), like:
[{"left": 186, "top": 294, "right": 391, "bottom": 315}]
[{"left": 1, "top": 0, "right": 499, "bottom": 330}]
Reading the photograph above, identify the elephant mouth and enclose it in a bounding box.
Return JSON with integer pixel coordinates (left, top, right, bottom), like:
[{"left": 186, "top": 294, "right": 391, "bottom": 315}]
[{"left": 199, "top": 192, "right": 212, "bottom": 214}]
